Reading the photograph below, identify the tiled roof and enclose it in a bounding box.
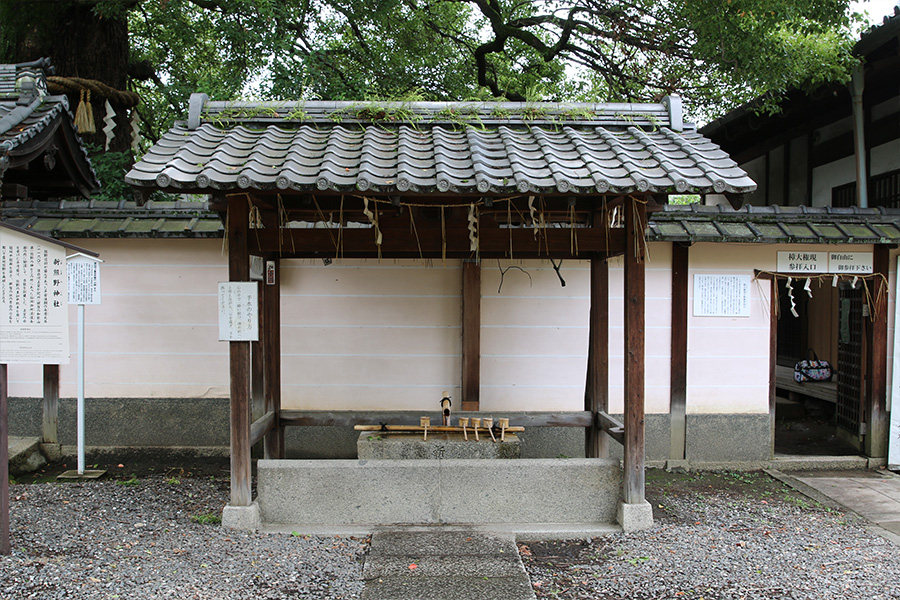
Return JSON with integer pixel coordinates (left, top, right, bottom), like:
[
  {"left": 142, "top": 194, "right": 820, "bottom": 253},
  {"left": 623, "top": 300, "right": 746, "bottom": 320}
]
[
  {"left": 648, "top": 204, "right": 900, "bottom": 244},
  {"left": 0, "top": 198, "right": 222, "bottom": 238},
  {"left": 125, "top": 95, "right": 756, "bottom": 197},
  {"left": 7, "top": 198, "right": 899, "bottom": 246},
  {"left": 0, "top": 59, "right": 99, "bottom": 198}
]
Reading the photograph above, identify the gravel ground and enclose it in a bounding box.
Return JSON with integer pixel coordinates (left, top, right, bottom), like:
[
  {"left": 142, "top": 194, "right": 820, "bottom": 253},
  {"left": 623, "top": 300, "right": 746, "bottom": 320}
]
[
  {"left": 3, "top": 466, "right": 899, "bottom": 599},
  {"left": 521, "top": 470, "right": 900, "bottom": 600},
  {"left": 1, "top": 465, "right": 367, "bottom": 599}
]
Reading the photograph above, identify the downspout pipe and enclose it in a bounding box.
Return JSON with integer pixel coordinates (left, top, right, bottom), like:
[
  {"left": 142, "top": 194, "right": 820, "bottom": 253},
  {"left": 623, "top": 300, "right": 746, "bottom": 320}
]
[{"left": 851, "top": 62, "right": 868, "bottom": 208}]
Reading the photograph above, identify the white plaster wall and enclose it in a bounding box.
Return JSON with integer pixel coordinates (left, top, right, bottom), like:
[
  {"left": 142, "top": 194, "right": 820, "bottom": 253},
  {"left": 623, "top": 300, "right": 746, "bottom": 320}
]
[
  {"left": 872, "top": 139, "right": 900, "bottom": 176},
  {"left": 811, "top": 156, "right": 855, "bottom": 206},
  {"left": 279, "top": 259, "right": 461, "bottom": 411},
  {"left": 686, "top": 244, "right": 772, "bottom": 414}
]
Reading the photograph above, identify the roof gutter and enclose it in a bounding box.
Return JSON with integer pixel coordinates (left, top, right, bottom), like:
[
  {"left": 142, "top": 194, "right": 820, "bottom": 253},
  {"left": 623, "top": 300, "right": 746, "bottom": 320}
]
[{"left": 850, "top": 62, "right": 869, "bottom": 209}]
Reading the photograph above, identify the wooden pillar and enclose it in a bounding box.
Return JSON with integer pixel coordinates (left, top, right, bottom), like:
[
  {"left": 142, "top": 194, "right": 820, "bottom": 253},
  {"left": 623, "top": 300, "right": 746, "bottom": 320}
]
[
  {"left": 669, "top": 243, "right": 688, "bottom": 460},
  {"left": 251, "top": 276, "right": 265, "bottom": 424},
  {"left": 228, "top": 196, "right": 253, "bottom": 506},
  {"left": 1, "top": 364, "right": 9, "bottom": 555},
  {"left": 623, "top": 198, "right": 646, "bottom": 504},
  {"left": 768, "top": 277, "right": 778, "bottom": 459},
  {"left": 585, "top": 254, "right": 609, "bottom": 458},
  {"left": 264, "top": 258, "right": 284, "bottom": 459},
  {"left": 461, "top": 260, "right": 480, "bottom": 412},
  {"left": 865, "top": 245, "right": 889, "bottom": 458},
  {"left": 42, "top": 364, "right": 59, "bottom": 445}
]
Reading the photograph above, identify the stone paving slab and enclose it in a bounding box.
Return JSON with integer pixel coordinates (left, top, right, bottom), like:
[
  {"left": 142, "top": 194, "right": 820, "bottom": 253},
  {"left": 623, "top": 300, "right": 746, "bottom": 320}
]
[
  {"left": 361, "top": 575, "right": 536, "bottom": 600},
  {"left": 794, "top": 474, "right": 900, "bottom": 524},
  {"left": 363, "top": 530, "right": 536, "bottom": 600}
]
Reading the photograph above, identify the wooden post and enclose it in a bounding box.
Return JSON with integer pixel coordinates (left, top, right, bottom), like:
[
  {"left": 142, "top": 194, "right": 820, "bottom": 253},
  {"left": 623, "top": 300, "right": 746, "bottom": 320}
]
[
  {"left": 669, "top": 243, "right": 688, "bottom": 460},
  {"left": 1, "top": 364, "right": 9, "bottom": 555},
  {"left": 865, "top": 245, "right": 889, "bottom": 458},
  {"left": 264, "top": 258, "right": 284, "bottom": 459},
  {"left": 585, "top": 253, "right": 609, "bottom": 458},
  {"left": 461, "top": 260, "right": 480, "bottom": 412},
  {"left": 42, "top": 364, "right": 59, "bottom": 445},
  {"left": 623, "top": 198, "right": 646, "bottom": 505},
  {"left": 251, "top": 276, "right": 265, "bottom": 424},
  {"left": 768, "top": 277, "right": 778, "bottom": 459},
  {"left": 228, "top": 196, "right": 253, "bottom": 507}
]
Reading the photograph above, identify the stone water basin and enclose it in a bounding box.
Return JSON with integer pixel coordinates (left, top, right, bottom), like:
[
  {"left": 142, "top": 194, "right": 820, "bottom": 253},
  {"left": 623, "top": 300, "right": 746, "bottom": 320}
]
[{"left": 357, "top": 431, "right": 521, "bottom": 459}]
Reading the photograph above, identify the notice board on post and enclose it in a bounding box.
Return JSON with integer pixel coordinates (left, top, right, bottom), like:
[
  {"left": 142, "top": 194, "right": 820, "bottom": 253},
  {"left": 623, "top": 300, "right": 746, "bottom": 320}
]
[
  {"left": 0, "top": 225, "right": 70, "bottom": 364},
  {"left": 218, "top": 282, "right": 259, "bottom": 341}
]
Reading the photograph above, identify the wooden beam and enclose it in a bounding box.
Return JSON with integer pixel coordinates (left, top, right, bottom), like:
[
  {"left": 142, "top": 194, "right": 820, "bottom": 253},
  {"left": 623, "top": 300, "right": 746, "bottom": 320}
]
[
  {"left": 461, "top": 260, "right": 481, "bottom": 412},
  {"left": 228, "top": 196, "right": 253, "bottom": 507},
  {"left": 248, "top": 225, "right": 626, "bottom": 259},
  {"left": 263, "top": 259, "right": 284, "bottom": 459},
  {"left": 769, "top": 278, "right": 778, "bottom": 459},
  {"left": 585, "top": 248, "right": 609, "bottom": 458},
  {"left": 669, "top": 243, "right": 688, "bottom": 460},
  {"left": 42, "top": 364, "right": 59, "bottom": 445},
  {"left": 623, "top": 198, "right": 646, "bottom": 505},
  {"left": 596, "top": 411, "right": 625, "bottom": 446},
  {"left": 279, "top": 410, "right": 592, "bottom": 428},
  {"left": 249, "top": 411, "right": 276, "bottom": 447},
  {"left": 1, "top": 364, "right": 9, "bottom": 555},
  {"left": 865, "top": 245, "right": 889, "bottom": 458}
]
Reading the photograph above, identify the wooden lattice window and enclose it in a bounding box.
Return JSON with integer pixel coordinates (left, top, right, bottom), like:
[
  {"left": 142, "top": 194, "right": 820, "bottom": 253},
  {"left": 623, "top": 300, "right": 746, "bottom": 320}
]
[
  {"left": 871, "top": 168, "right": 900, "bottom": 209},
  {"left": 832, "top": 181, "right": 856, "bottom": 207}
]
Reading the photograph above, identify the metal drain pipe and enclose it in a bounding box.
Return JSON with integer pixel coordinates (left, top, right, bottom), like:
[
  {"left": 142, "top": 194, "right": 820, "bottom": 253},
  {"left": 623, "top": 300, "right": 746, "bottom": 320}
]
[{"left": 851, "top": 62, "right": 869, "bottom": 208}]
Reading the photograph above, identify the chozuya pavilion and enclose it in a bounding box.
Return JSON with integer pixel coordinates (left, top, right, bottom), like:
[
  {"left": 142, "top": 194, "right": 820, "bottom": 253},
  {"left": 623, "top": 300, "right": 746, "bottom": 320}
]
[{"left": 125, "top": 94, "right": 755, "bottom": 533}]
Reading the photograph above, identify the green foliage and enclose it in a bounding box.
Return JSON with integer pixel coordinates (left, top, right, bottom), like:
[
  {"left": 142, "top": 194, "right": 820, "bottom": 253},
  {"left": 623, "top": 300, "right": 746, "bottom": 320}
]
[
  {"left": 2, "top": 0, "right": 872, "bottom": 139},
  {"left": 190, "top": 512, "right": 222, "bottom": 525},
  {"left": 84, "top": 145, "right": 132, "bottom": 202},
  {"left": 116, "top": 475, "right": 140, "bottom": 486}
]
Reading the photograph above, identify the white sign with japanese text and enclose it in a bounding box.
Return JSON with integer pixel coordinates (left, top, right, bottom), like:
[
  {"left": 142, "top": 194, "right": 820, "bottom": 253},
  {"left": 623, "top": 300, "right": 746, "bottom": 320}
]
[
  {"left": 67, "top": 254, "right": 102, "bottom": 304},
  {"left": 693, "top": 274, "right": 751, "bottom": 317},
  {"left": 0, "top": 227, "right": 70, "bottom": 364},
  {"left": 776, "top": 251, "right": 828, "bottom": 273},
  {"left": 828, "top": 252, "right": 873, "bottom": 274},
  {"left": 218, "top": 282, "right": 258, "bottom": 341}
]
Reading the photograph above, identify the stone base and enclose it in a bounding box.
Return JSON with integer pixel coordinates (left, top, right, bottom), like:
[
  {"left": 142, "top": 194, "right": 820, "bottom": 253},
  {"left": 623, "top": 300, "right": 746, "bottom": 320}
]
[
  {"left": 665, "top": 459, "right": 690, "bottom": 473},
  {"left": 222, "top": 501, "right": 260, "bottom": 531},
  {"left": 357, "top": 432, "right": 520, "bottom": 459},
  {"left": 617, "top": 500, "right": 654, "bottom": 532},
  {"left": 258, "top": 458, "right": 621, "bottom": 530},
  {"left": 40, "top": 443, "right": 62, "bottom": 462}
]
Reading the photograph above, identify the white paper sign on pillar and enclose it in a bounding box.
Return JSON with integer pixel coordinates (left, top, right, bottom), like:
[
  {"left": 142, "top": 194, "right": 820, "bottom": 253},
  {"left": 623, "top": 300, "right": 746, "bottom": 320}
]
[
  {"left": 66, "top": 253, "right": 102, "bottom": 305},
  {"left": 218, "top": 282, "right": 259, "bottom": 341}
]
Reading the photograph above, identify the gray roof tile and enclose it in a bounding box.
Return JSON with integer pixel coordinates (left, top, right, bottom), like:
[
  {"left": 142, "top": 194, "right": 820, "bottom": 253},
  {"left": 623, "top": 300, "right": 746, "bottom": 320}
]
[{"left": 126, "top": 96, "right": 757, "bottom": 197}]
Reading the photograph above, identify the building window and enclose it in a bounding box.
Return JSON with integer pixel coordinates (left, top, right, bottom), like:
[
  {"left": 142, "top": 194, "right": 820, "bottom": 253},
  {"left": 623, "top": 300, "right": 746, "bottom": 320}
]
[{"left": 832, "top": 181, "right": 855, "bottom": 207}]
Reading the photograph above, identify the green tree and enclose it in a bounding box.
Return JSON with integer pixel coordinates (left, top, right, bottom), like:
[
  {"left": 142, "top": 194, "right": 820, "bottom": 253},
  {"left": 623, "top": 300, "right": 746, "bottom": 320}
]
[{"left": 0, "top": 0, "right": 868, "bottom": 142}]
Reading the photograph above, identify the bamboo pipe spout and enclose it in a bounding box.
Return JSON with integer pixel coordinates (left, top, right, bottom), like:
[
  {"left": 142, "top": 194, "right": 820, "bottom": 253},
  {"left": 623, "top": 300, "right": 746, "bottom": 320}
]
[{"left": 440, "top": 392, "right": 452, "bottom": 426}]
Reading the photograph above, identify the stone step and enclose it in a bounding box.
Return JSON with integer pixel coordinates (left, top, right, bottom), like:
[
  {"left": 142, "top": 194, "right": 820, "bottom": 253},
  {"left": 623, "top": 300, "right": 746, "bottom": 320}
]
[
  {"left": 8, "top": 436, "right": 47, "bottom": 476},
  {"left": 362, "top": 531, "right": 536, "bottom": 600}
]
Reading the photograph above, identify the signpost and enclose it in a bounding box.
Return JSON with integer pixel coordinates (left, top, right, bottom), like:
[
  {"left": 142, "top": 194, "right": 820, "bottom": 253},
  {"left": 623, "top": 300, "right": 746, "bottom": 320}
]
[
  {"left": 0, "top": 223, "right": 96, "bottom": 555},
  {"left": 59, "top": 253, "right": 105, "bottom": 480}
]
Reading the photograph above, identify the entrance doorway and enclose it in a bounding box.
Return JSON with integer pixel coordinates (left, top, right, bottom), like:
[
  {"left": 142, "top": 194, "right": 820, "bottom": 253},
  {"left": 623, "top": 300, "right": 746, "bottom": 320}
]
[{"left": 773, "top": 279, "right": 860, "bottom": 456}]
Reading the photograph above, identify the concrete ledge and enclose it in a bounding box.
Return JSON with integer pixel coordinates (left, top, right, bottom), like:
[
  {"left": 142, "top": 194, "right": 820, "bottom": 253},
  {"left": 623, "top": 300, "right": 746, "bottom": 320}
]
[
  {"left": 258, "top": 458, "right": 621, "bottom": 531},
  {"left": 8, "top": 436, "right": 47, "bottom": 476},
  {"left": 222, "top": 501, "right": 260, "bottom": 531},
  {"left": 617, "top": 500, "right": 654, "bottom": 532}
]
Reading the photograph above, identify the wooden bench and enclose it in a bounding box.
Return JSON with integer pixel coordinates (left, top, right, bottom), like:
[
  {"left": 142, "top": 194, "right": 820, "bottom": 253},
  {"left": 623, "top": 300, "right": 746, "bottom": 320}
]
[{"left": 775, "top": 364, "right": 837, "bottom": 404}]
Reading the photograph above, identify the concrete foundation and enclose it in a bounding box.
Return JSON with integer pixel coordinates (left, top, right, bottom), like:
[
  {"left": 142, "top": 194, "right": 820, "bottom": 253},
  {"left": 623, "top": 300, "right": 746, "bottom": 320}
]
[
  {"left": 357, "top": 432, "right": 521, "bottom": 459},
  {"left": 617, "top": 500, "right": 654, "bottom": 532},
  {"left": 256, "top": 458, "right": 621, "bottom": 532},
  {"left": 222, "top": 501, "right": 261, "bottom": 530}
]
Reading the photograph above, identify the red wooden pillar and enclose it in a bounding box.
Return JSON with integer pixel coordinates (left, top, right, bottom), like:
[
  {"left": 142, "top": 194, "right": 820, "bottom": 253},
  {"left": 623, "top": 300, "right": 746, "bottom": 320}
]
[
  {"left": 623, "top": 198, "right": 646, "bottom": 504},
  {"left": 264, "top": 258, "right": 284, "bottom": 459},
  {"left": 462, "top": 260, "right": 480, "bottom": 412},
  {"left": 585, "top": 253, "right": 609, "bottom": 459},
  {"left": 865, "top": 245, "right": 889, "bottom": 458},
  {"left": 228, "top": 197, "right": 253, "bottom": 506},
  {"left": 1, "top": 364, "right": 9, "bottom": 555},
  {"left": 669, "top": 243, "right": 689, "bottom": 460}
]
